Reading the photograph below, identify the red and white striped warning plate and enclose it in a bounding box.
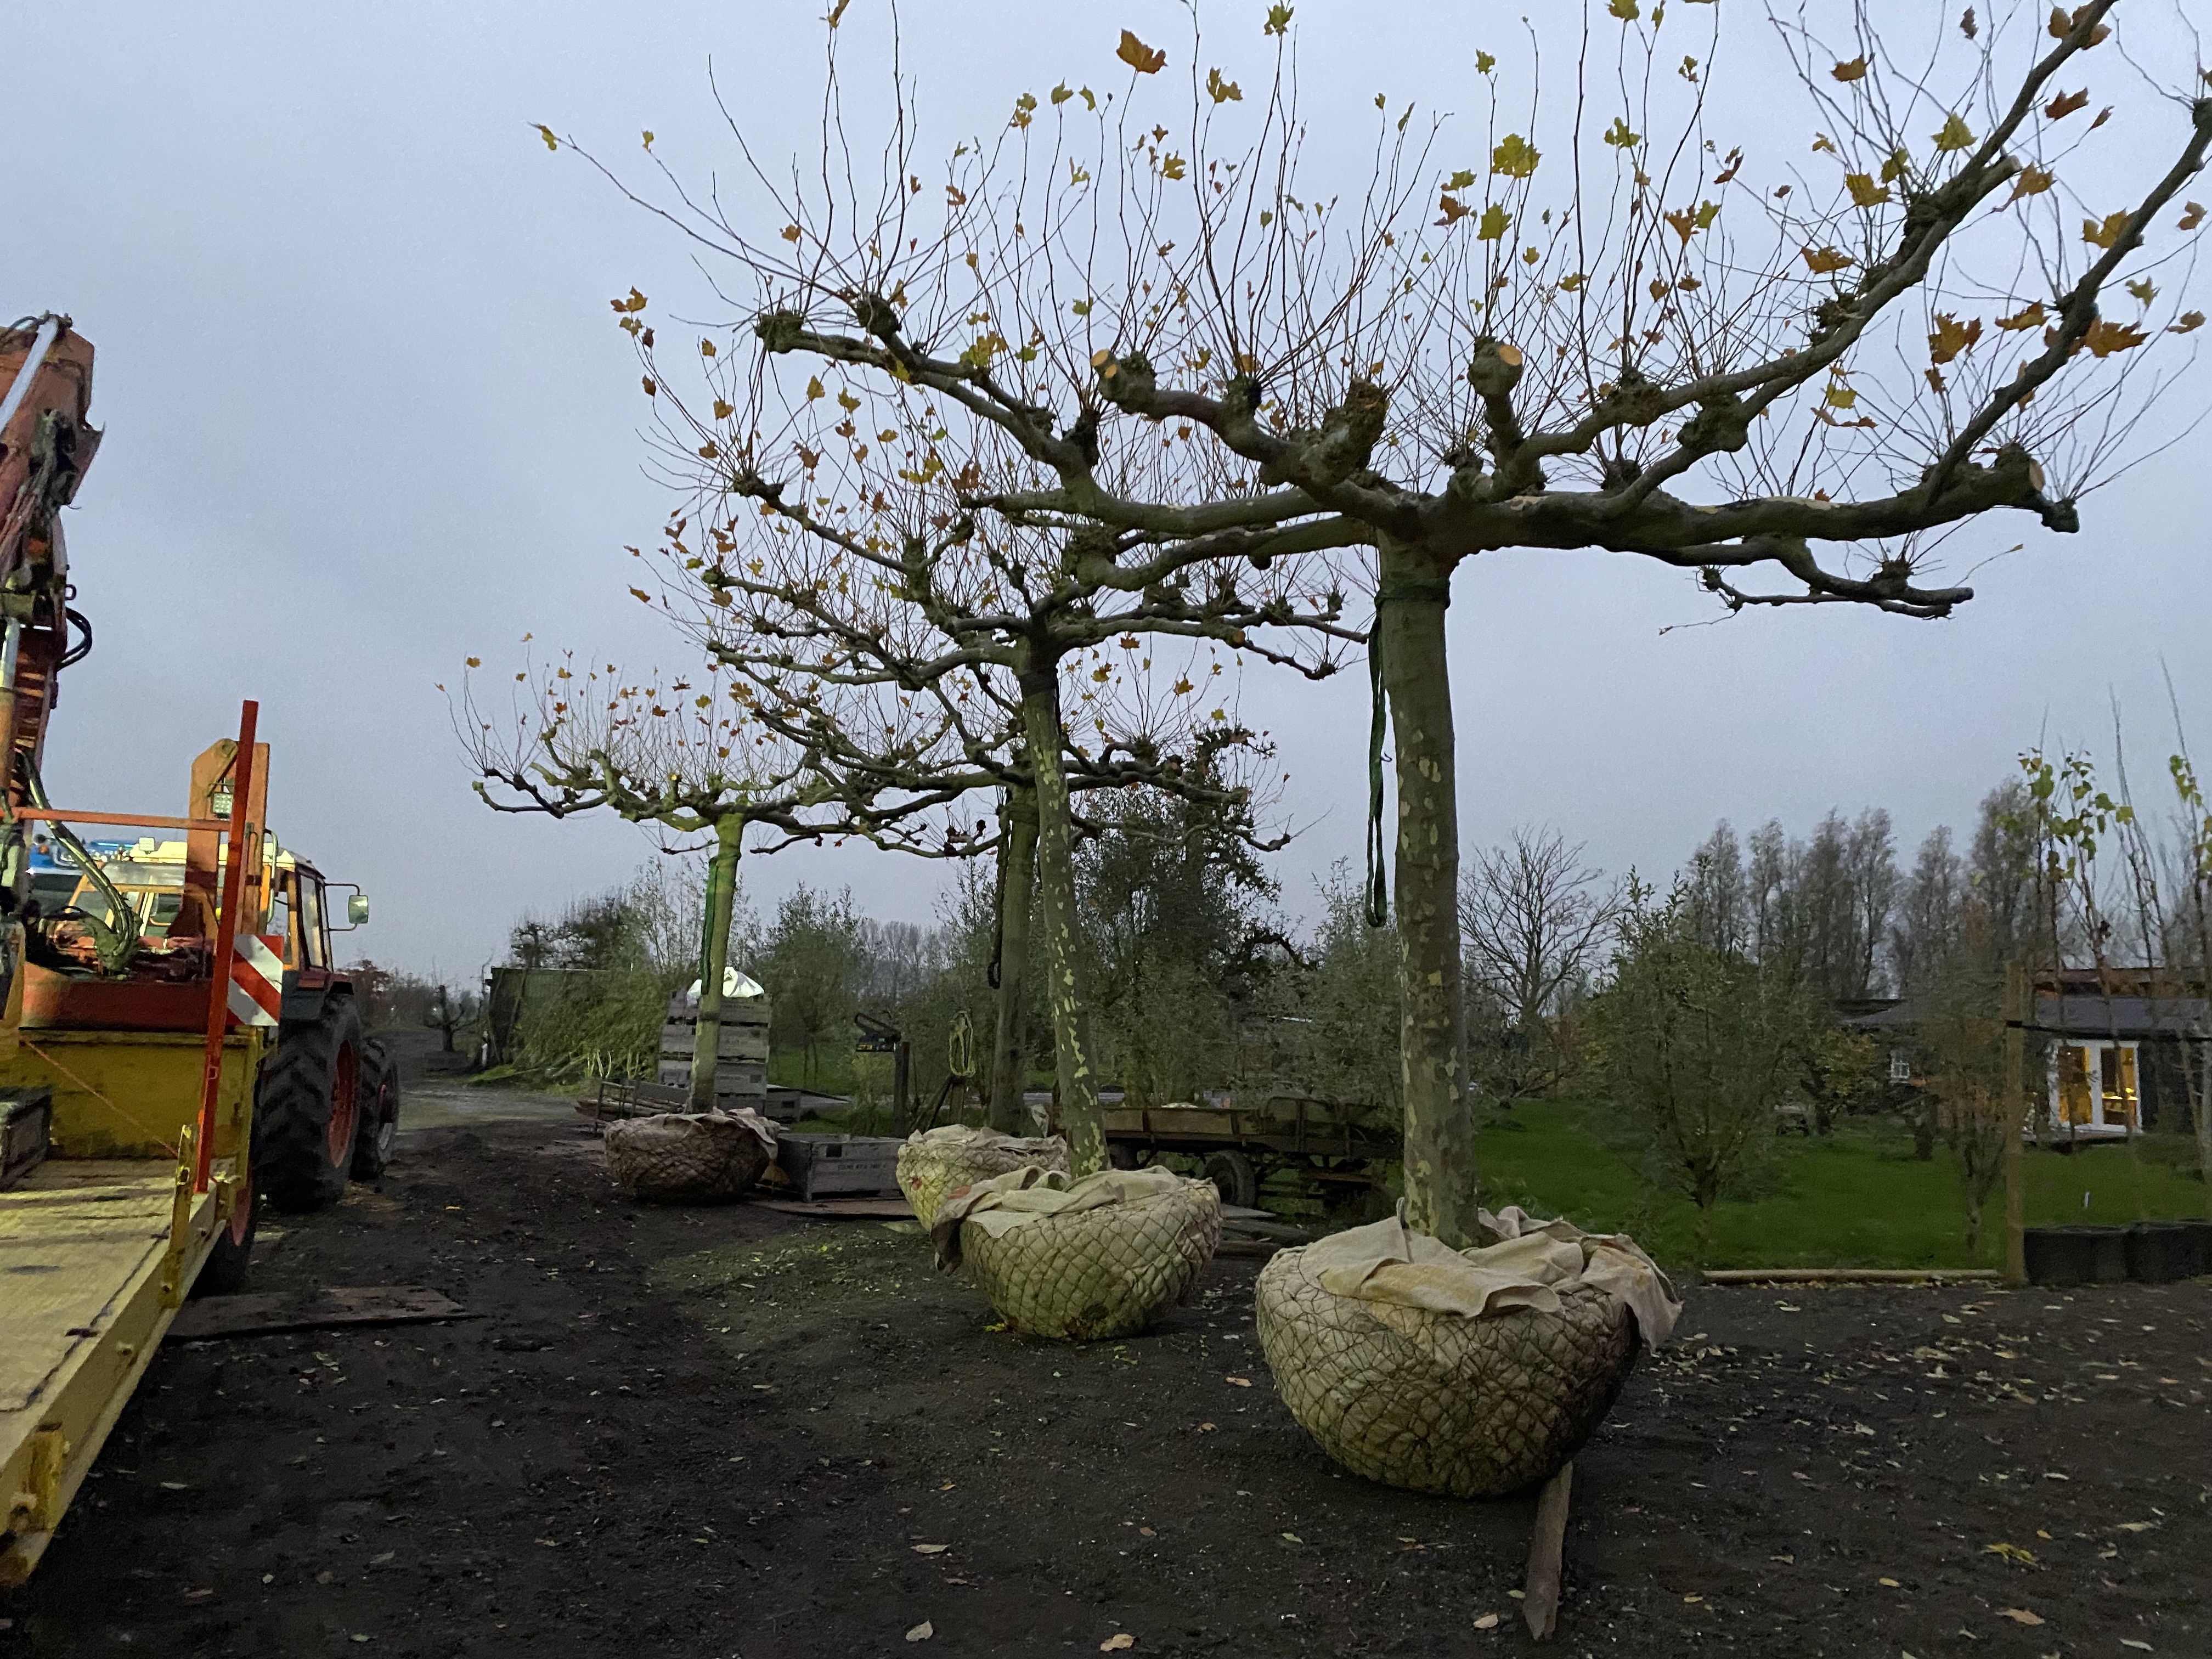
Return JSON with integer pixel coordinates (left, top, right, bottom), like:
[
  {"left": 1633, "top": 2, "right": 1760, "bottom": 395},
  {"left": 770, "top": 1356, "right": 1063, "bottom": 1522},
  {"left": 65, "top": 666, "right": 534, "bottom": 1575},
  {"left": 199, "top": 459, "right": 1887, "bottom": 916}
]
[{"left": 228, "top": 933, "right": 286, "bottom": 1028}]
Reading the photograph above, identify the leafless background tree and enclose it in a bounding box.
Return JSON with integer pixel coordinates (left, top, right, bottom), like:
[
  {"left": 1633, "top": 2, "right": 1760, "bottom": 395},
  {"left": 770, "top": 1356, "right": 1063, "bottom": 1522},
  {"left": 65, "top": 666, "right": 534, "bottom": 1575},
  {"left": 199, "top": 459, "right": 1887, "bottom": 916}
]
[{"left": 1461, "top": 825, "right": 1622, "bottom": 1104}]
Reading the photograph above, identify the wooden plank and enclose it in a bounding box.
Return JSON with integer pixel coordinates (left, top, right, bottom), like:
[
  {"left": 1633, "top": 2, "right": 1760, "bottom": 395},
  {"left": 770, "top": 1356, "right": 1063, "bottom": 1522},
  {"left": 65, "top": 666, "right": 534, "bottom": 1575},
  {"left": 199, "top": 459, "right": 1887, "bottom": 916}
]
[
  {"left": 166, "top": 1285, "right": 471, "bottom": 1342},
  {"left": 752, "top": 1197, "right": 915, "bottom": 1218},
  {"left": 1521, "top": 1459, "right": 1573, "bottom": 1641},
  {"left": 1690, "top": 1283, "right": 2008, "bottom": 1291}
]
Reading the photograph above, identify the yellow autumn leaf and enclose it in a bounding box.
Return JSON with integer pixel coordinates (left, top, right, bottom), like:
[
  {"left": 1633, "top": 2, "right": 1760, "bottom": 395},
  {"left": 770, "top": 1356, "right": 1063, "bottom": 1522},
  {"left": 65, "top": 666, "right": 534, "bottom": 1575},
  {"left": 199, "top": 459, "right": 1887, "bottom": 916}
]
[
  {"left": 1492, "top": 134, "right": 1540, "bottom": 178},
  {"left": 2082, "top": 210, "right": 2130, "bottom": 249},
  {"left": 1207, "top": 67, "right": 1242, "bottom": 102},
  {"left": 1832, "top": 56, "right": 1868, "bottom": 81},
  {"left": 2081, "top": 318, "right": 2148, "bottom": 356},
  {"left": 2047, "top": 88, "right": 2089, "bottom": 118},
  {"left": 1609, "top": 0, "right": 1639, "bottom": 18},
  {"left": 465, "top": 656, "right": 482, "bottom": 668},
  {"left": 1476, "top": 204, "right": 1511, "bottom": 240},
  {"left": 2010, "top": 165, "right": 2055, "bottom": 202},
  {"left": 1933, "top": 114, "right": 1975, "bottom": 151},
  {"left": 1802, "top": 245, "right": 1853, "bottom": 274},
  {"left": 2048, "top": 5, "right": 2111, "bottom": 46},
  {"left": 1161, "top": 154, "right": 1187, "bottom": 180},
  {"left": 535, "top": 124, "right": 559, "bottom": 151},
  {"left": 2169, "top": 311, "right": 2206, "bottom": 334},
  {"left": 1846, "top": 173, "right": 1891, "bottom": 207},
  {"left": 1263, "top": 4, "right": 1293, "bottom": 36},
  {"left": 1824, "top": 383, "right": 1858, "bottom": 409},
  {"left": 2125, "top": 277, "right": 2157, "bottom": 304},
  {"left": 1995, "top": 300, "right": 2047, "bottom": 331},
  {"left": 1602, "top": 116, "right": 1640, "bottom": 149},
  {"left": 1446, "top": 168, "right": 1477, "bottom": 190},
  {"left": 629, "top": 587, "right": 653, "bottom": 603},
  {"left": 1435, "top": 193, "right": 1470, "bottom": 225},
  {"left": 1116, "top": 29, "right": 1166, "bottom": 74},
  {"left": 2183, "top": 201, "right": 2208, "bottom": 230},
  {"left": 806, "top": 376, "right": 826, "bottom": 400},
  {"left": 1928, "top": 313, "right": 1982, "bottom": 364}
]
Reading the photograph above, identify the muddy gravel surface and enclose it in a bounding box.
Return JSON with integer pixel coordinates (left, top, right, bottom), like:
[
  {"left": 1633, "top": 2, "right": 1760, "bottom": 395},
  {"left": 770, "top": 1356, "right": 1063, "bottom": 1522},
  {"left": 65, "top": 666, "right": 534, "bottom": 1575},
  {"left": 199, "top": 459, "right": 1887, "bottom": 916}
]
[{"left": 3, "top": 1110, "right": 2206, "bottom": 1659}]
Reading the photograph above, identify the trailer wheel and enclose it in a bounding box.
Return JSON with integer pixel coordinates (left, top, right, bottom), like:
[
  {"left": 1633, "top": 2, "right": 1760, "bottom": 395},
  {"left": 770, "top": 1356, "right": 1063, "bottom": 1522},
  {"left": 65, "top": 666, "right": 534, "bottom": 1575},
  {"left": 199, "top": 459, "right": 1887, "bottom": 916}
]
[
  {"left": 254, "top": 995, "right": 364, "bottom": 1214},
  {"left": 191, "top": 1175, "right": 257, "bottom": 1297},
  {"left": 1202, "top": 1149, "right": 1259, "bottom": 1210},
  {"left": 351, "top": 1039, "right": 400, "bottom": 1180}
]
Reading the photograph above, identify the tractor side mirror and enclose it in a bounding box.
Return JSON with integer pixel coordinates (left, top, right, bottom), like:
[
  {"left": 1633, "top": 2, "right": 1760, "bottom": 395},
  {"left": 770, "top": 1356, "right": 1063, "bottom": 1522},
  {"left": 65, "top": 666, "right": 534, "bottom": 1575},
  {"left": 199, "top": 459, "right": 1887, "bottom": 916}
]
[{"left": 347, "top": 894, "right": 371, "bottom": 925}]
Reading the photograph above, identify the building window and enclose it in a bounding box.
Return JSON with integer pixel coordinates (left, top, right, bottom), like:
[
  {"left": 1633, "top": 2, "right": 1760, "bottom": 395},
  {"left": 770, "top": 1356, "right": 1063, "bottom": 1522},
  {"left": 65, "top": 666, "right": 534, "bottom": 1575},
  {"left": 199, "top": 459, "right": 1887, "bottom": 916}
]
[
  {"left": 2049, "top": 1040, "right": 2138, "bottom": 1134},
  {"left": 1888, "top": 1048, "right": 1911, "bottom": 1084}
]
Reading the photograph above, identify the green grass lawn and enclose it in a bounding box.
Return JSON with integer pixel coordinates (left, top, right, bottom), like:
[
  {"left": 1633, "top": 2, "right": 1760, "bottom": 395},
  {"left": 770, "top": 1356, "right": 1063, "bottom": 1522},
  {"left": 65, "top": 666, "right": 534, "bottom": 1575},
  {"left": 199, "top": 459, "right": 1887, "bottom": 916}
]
[{"left": 1472, "top": 1098, "right": 2210, "bottom": 1271}]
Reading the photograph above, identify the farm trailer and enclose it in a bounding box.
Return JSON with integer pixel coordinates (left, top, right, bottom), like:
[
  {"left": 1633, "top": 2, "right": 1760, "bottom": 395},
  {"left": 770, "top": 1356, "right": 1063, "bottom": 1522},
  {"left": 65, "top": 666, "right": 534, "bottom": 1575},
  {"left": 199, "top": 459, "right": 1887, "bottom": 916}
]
[{"left": 0, "top": 318, "right": 389, "bottom": 1583}]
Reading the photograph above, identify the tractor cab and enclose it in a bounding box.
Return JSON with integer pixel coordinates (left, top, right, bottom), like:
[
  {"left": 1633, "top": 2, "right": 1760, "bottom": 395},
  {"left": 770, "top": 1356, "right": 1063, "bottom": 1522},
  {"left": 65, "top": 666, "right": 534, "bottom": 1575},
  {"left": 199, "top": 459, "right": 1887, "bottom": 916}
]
[{"left": 18, "top": 829, "right": 368, "bottom": 1028}]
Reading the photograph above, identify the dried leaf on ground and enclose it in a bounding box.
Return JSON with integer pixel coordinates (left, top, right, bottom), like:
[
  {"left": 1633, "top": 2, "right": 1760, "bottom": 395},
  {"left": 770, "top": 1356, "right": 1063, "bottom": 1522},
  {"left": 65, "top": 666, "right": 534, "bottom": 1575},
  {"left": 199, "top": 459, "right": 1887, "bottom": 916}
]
[
  {"left": 1997, "top": 1608, "right": 2045, "bottom": 1626},
  {"left": 1101, "top": 1636, "right": 1136, "bottom": 1652},
  {"left": 905, "top": 1621, "right": 934, "bottom": 1643}
]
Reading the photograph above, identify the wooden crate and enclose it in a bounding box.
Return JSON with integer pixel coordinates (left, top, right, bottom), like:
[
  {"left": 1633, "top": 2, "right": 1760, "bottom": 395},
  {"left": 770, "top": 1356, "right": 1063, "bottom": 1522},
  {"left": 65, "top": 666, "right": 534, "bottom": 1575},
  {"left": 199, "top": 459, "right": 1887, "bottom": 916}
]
[
  {"left": 774, "top": 1132, "right": 902, "bottom": 1201},
  {"left": 657, "top": 993, "right": 771, "bottom": 1105}
]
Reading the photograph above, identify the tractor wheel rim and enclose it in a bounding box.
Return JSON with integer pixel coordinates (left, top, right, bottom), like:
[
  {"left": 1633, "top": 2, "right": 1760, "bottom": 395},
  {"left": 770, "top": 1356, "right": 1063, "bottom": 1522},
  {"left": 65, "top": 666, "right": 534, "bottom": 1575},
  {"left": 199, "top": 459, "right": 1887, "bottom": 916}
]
[{"left": 328, "top": 1045, "right": 360, "bottom": 1165}]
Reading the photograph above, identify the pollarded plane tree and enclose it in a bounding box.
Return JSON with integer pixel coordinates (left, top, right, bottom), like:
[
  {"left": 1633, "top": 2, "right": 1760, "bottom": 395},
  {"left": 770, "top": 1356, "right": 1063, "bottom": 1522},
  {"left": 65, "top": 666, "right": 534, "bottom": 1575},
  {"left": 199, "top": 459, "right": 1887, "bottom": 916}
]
[
  {"left": 704, "top": 611, "right": 1287, "bottom": 1149},
  {"left": 455, "top": 648, "right": 975, "bottom": 1109},
  {"left": 619, "top": 454, "right": 1319, "bottom": 1171},
  {"left": 543, "top": 0, "right": 2207, "bottom": 1238}
]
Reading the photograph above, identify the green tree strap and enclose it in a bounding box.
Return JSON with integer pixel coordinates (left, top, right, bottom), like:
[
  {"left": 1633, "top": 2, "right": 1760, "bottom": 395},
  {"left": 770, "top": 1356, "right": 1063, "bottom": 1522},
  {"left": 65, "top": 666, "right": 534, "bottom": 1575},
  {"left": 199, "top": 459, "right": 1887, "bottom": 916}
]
[
  {"left": 1366, "top": 633, "right": 1390, "bottom": 927},
  {"left": 1365, "top": 577, "right": 1453, "bottom": 929}
]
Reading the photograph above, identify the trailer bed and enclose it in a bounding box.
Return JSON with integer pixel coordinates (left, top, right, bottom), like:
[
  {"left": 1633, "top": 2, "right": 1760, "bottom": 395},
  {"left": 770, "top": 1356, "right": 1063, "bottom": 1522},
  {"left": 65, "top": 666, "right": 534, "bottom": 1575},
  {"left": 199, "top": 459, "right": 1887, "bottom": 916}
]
[{"left": 0, "top": 1159, "right": 227, "bottom": 1585}]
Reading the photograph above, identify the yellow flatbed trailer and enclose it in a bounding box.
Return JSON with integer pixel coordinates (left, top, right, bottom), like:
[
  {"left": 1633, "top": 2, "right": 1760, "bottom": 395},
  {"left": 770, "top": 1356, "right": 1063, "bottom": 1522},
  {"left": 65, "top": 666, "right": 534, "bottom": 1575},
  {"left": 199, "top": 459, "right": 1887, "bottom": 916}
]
[{"left": 0, "top": 1026, "right": 260, "bottom": 1585}]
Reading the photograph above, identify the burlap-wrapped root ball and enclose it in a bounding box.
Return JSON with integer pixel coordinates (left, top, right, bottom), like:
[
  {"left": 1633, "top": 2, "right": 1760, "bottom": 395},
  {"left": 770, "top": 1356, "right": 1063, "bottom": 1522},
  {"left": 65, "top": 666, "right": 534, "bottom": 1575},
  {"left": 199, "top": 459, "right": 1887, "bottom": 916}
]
[
  {"left": 935, "top": 1167, "right": 1222, "bottom": 1341},
  {"left": 897, "top": 1124, "right": 1069, "bottom": 1226},
  {"left": 1256, "top": 1256, "right": 1635, "bottom": 1496},
  {"left": 604, "top": 1109, "right": 777, "bottom": 1204}
]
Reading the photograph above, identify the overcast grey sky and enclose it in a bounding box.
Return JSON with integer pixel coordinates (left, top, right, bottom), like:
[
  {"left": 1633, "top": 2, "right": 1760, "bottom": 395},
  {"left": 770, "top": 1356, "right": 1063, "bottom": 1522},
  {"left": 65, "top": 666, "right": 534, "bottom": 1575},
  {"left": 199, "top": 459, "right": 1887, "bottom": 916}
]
[{"left": 10, "top": 2, "right": 2209, "bottom": 979}]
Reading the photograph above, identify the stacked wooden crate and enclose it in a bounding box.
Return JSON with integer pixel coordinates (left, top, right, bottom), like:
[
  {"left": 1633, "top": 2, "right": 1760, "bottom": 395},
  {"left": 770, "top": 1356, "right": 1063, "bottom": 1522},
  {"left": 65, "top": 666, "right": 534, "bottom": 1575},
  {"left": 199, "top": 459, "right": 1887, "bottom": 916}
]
[{"left": 657, "top": 991, "right": 771, "bottom": 1108}]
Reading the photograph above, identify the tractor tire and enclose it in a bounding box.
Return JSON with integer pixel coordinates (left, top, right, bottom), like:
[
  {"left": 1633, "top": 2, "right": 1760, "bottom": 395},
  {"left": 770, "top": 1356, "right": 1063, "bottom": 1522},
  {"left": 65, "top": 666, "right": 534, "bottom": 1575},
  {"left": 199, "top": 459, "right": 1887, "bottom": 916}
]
[
  {"left": 352, "top": 1039, "right": 400, "bottom": 1180},
  {"left": 1202, "top": 1148, "right": 1259, "bottom": 1210},
  {"left": 192, "top": 1176, "right": 257, "bottom": 1297},
  {"left": 254, "top": 995, "right": 365, "bottom": 1214}
]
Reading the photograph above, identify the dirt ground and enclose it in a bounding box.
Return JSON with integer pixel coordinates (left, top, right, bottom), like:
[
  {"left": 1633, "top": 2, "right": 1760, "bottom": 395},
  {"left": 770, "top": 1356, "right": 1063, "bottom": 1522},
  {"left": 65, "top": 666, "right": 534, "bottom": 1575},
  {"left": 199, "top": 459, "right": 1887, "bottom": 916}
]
[{"left": 3, "top": 1075, "right": 2207, "bottom": 1658}]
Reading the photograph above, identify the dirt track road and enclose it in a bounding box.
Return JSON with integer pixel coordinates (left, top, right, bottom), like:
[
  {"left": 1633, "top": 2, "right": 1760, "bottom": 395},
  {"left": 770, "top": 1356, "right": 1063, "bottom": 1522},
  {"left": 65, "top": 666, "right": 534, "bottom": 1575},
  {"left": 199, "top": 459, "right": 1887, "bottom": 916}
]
[{"left": 3, "top": 1109, "right": 2206, "bottom": 1658}]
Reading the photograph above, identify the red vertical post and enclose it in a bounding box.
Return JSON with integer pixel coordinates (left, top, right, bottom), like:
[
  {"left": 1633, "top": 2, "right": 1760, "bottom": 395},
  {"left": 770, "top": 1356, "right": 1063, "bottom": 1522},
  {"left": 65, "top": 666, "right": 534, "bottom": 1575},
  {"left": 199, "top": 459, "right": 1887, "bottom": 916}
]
[{"left": 194, "top": 699, "right": 259, "bottom": 1191}]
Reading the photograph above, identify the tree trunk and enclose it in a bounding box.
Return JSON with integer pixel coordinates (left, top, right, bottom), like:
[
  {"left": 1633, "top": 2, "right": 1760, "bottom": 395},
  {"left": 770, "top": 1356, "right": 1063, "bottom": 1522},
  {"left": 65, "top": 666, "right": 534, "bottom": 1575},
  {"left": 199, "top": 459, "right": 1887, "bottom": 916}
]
[
  {"left": 1019, "top": 664, "right": 1107, "bottom": 1177},
  {"left": 689, "top": 816, "right": 743, "bottom": 1112},
  {"left": 989, "top": 788, "right": 1039, "bottom": 1134},
  {"left": 1379, "top": 545, "right": 1476, "bottom": 1245}
]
